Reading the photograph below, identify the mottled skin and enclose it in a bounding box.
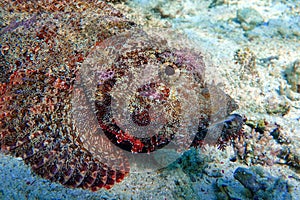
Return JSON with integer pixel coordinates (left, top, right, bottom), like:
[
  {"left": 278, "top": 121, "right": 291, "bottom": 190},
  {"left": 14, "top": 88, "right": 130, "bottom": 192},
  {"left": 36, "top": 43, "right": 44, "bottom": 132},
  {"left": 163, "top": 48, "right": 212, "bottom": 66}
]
[{"left": 0, "top": 0, "right": 243, "bottom": 191}]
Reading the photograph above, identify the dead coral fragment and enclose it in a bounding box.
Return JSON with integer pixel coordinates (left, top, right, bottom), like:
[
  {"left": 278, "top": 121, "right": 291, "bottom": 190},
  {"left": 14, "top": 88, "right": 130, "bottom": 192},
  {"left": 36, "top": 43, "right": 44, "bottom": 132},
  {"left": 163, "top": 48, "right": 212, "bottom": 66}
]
[
  {"left": 277, "top": 146, "right": 300, "bottom": 172},
  {"left": 234, "top": 47, "right": 257, "bottom": 79},
  {"left": 237, "top": 119, "right": 300, "bottom": 172},
  {"left": 285, "top": 59, "right": 300, "bottom": 93},
  {"left": 233, "top": 119, "right": 287, "bottom": 166}
]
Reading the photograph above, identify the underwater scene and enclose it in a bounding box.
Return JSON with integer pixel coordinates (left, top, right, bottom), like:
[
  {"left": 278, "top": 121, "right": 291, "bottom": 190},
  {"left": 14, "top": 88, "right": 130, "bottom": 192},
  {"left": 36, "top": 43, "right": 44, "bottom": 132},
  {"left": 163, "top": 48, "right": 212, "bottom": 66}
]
[{"left": 0, "top": 0, "right": 299, "bottom": 199}]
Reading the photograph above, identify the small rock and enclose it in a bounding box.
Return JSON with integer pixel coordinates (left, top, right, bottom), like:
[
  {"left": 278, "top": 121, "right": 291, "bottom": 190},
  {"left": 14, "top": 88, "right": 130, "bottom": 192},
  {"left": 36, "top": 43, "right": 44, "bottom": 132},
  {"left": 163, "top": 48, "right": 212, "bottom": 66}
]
[
  {"left": 204, "top": 166, "right": 222, "bottom": 178},
  {"left": 285, "top": 59, "right": 300, "bottom": 93},
  {"left": 269, "top": 18, "right": 300, "bottom": 38},
  {"left": 234, "top": 167, "right": 292, "bottom": 200},
  {"left": 208, "top": 0, "right": 226, "bottom": 8},
  {"left": 234, "top": 167, "right": 261, "bottom": 192},
  {"left": 216, "top": 178, "right": 252, "bottom": 200},
  {"left": 236, "top": 8, "right": 264, "bottom": 31},
  {"left": 265, "top": 96, "right": 290, "bottom": 116}
]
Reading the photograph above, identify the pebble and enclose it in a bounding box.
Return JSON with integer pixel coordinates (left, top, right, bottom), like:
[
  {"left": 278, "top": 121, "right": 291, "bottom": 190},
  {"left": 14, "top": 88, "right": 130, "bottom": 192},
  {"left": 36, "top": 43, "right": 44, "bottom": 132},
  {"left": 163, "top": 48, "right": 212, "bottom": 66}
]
[
  {"left": 236, "top": 8, "right": 264, "bottom": 31},
  {"left": 234, "top": 167, "right": 292, "bottom": 200}
]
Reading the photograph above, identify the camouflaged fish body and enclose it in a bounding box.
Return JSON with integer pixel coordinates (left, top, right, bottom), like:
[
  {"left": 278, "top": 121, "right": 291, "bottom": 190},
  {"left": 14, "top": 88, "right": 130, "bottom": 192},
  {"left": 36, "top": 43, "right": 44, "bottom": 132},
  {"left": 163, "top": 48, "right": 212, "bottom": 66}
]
[{"left": 0, "top": 0, "right": 243, "bottom": 191}]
